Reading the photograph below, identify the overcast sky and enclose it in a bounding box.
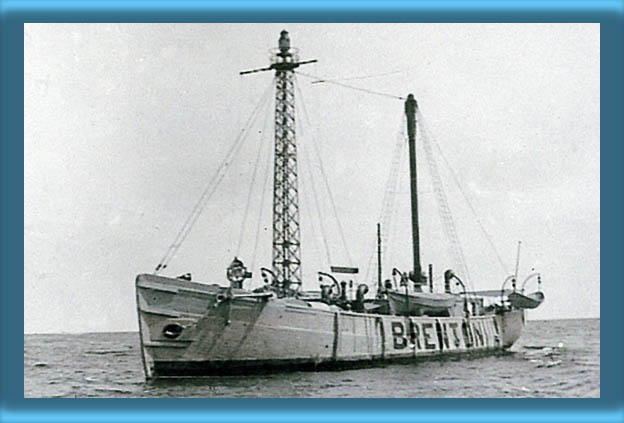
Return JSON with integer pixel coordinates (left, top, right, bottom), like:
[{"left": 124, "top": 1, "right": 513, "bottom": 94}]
[{"left": 24, "top": 23, "right": 600, "bottom": 333}]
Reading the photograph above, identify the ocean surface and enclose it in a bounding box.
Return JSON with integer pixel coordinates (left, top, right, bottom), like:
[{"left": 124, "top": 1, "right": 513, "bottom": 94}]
[{"left": 24, "top": 318, "right": 599, "bottom": 398}]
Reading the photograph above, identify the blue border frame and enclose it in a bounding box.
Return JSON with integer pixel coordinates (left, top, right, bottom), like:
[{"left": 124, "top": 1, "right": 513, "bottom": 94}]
[{"left": 3, "top": 1, "right": 622, "bottom": 422}]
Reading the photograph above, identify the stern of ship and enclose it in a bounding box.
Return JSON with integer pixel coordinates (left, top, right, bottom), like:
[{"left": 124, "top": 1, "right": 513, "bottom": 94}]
[{"left": 496, "top": 309, "right": 525, "bottom": 349}]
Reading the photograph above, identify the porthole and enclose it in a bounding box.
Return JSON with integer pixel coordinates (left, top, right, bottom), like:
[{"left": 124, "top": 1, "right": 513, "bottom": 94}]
[{"left": 162, "top": 323, "right": 184, "bottom": 339}]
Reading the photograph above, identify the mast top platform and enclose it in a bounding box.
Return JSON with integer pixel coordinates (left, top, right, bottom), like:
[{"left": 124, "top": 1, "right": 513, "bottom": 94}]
[{"left": 240, "top": 30, "right": 317, "bottom": 75}]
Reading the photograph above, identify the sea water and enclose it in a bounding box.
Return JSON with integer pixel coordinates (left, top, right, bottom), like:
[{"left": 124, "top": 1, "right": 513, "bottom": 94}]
[{"left": 24, "top": 318, "right": 599, "bottom": 398}]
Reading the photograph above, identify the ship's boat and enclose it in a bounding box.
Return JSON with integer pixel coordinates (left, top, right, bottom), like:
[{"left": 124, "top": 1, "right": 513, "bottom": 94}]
[
  {"left": 508, "top": 291, "right": 545, "bottom": 309},
  {"left": 135, "top": 30, "right": 545, "bottom": 379},
  {"left": 386, "top": 291, "right": 459, "bottom": 316}
]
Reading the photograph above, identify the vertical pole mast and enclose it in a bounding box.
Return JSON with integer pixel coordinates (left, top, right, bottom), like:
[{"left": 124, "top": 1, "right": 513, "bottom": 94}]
[
  {"left": 404, "top": 94, "right": 422, "bottom": 289},
  {"left": 377, "top": 223, "right": 382, "bottom": 294},
  {"left": 428, "top": 263, "right": 433, "bottom": 293},
  {"left": 513, "top": 240, "right": 522, "bottom": 292}
]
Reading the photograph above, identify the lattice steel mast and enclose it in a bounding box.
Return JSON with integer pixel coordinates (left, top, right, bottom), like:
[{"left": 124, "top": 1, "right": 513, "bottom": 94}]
[{"left": 240, "top": 30, "right": 316, "bottom": 293}]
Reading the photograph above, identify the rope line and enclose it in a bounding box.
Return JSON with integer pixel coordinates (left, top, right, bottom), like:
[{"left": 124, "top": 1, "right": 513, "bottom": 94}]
[
  {"left": 364, "top": 115, "right": 407, "bottom": 284},
  {"left": 295, "top": 70, "right": 406, "bottom": 101},
  {"left": 385, "top": 139, "right": 408, "bottom": 276},
  {"left": 250, "top": 112, "right": 274, "bottom": 272},
  {"left": 419, "top": 114, "right": 472, "bottom": 286},
  {"left": 309, "top": 68, "right": 408, "bottom": 84},
  {"left": 301, "top": 143, "right": 333, "bottom": 268},
  {"left": 154, "top": 79, "right": 274, "bottom": 273},
  {"left": 295, "top": 77, "right": 354, "bottom": 266},
  {"left": 295, "top": 78, "right": 333, "bottom": 267},
  {"left": 236, "top": 91, "right": 272, "bottom": 256},
  {"left": 418, "top": 111, "right": 509, "bottom": 276}
]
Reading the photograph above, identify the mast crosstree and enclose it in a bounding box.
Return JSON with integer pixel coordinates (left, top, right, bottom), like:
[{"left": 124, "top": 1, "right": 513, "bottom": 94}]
[{"left": 240, "top": 30, "right": 316, "bottom": 292}]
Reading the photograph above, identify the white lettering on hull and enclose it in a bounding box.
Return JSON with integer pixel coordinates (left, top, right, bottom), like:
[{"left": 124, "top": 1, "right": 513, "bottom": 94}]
[{"left": 384, "top": 315, "right": 500, "bottom": 355}]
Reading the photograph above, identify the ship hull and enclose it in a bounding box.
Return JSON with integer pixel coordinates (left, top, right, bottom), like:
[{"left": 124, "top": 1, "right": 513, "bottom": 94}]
[{"left": 136, "top": 274, "right": 525, "bottom": 379}]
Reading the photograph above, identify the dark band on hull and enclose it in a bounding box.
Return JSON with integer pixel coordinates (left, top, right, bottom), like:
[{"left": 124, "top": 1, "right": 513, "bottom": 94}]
[{"left": 152, "top": 349, "right": 508, "bottom": 378}]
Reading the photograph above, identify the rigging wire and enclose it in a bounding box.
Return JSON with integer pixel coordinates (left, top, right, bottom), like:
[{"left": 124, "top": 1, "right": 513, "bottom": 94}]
[
  {"left": 385, "top": 140, "right": 409, "bottom": 276},
  {"left": 300, "top": 142, "right": 332, "bottom": 269},
  {"left": 309, "top": 68, "right": 409, "bottom": 84},
  {"left": 381, "top": 117, "right": 408, "bottom": 260},
  {"left": 364, "top": 115, "right": 407, "bottom": 284},
  {"left": 295, "top": 82, "right": 334, "bottom": 268},
  {"left": 418, "top": 115, "right": 472, "bottom": 286},
  {"left": 295, "top": 70, "right": 406, "bottom": 101},
  {"left": 250, "top": 113, "right": 274, "bottom": 273},
  {"left": 294, "top": 77, "right": 354, "bottom": 266},
  {"left": 296, "top": 84, "right": 332, "bottom": 269},
  {"left": 417, "top": 111, "right": 510, "bottom": 277},
  {"left": 236, "top": 91, "right": 273, "bottom": 256},
  {"left": 154, "top": 78, "right": 275, "bottom": 273}
]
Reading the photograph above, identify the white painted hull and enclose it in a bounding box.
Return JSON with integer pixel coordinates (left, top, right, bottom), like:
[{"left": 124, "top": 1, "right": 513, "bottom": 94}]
[{"left": 136, "top": 274, "right": 525, "bottom": 379}]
